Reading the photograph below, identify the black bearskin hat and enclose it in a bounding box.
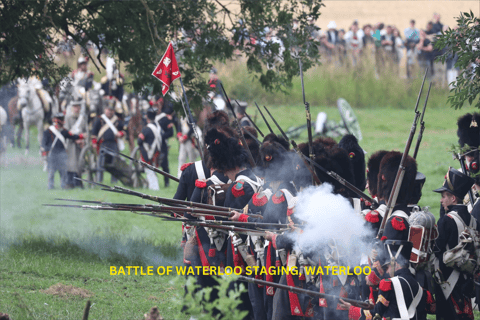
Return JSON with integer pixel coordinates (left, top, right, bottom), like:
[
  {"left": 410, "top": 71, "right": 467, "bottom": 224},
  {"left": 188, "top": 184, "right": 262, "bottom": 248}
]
[
  {"left": 408, "top": 172, "right": 426, "bottom": 205},
  {"left": 457, "top": 113, "right": 480, "bottom": 151},
  {"left": 204, "top": 110, "right": 230, "bottom": 132},
  {"left": 325, "top": 146, "right": 356, "bottom": 196},
  {"left": 259, "top": 141, "right": 292, "bottom": 181},
  {"left": 204, "top": 128, "right": 248, "bottom": 172},
  {"left": 377, "top": 151, "right": 417, "bottom": 204},
  {"left": 263, "top": 133, "right": 290, "bottom": 151},
  {"left": 339, "top": 134, "right": 366, "bottom": 191},
  {"left": 313, "top": 137, "right": 337, "bottom": 149},
  {"left": 367, "top": 150, "right": 389, "bottom": 198}
]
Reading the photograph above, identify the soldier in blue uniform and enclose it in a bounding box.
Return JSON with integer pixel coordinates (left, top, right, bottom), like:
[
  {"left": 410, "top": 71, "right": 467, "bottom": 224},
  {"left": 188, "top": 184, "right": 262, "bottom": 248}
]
[
  {"left": 137, "top": 108, "right": 162, "bottom": 190},
  {"left": 41, "top": 113, "right": 84, "bottom": 189},
  {"left": 91, "top": 102, "right": 125, "bottom": 183},
  {"left": 433, "top": 167, "right": 478, "bottom": 320}
]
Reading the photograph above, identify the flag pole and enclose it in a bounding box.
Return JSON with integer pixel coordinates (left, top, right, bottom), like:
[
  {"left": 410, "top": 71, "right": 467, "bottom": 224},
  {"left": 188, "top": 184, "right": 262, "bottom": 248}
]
[{"left": 178, "top": 77, "right": 204, "bottom": 162}]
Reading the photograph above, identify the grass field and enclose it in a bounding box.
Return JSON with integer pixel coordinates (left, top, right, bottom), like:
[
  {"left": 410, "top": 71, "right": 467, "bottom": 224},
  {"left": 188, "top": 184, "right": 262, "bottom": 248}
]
[{"left": 0, "top": 103, "right": 475, "bottom": 319}]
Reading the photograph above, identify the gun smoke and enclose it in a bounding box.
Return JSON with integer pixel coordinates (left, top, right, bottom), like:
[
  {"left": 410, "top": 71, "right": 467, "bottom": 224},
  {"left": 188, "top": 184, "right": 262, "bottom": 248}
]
[
  {"left": 290, "top": 183, "right": 375, "bottom": 267},
  {"left": 0, "top": 155, "right": 182, "bottom": 266}
]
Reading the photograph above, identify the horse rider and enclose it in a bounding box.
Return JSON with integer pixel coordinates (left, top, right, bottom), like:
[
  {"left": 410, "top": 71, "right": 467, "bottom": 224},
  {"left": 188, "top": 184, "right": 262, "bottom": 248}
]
[
  {"left": 71, "top": 56, "right": 94, "bottom": 92},
  {"left": 101, "top": 57, "right": 124, "bottom": 102}
]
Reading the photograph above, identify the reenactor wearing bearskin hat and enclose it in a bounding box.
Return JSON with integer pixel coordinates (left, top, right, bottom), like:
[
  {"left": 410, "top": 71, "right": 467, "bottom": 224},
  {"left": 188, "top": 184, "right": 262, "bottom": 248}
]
[
  {"left": 41, "top": 113, "right": 84, "bottom": 189},
  {"left": 230, "top": 137, "right": 296, "bottom": 320},
  {"left": 433, "top": 167, "right": 479, "bottom": 320},
  {"left": 137, "top": 107, "right": 162, "bottom": 190},
  {"left": 456, "top": 112, "right": 480, "bottom": 212}
]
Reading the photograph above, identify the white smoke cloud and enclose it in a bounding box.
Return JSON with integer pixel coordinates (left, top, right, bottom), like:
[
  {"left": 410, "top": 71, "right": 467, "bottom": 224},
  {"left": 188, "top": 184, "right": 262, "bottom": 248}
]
[{"left": 289, "top": 183, "right": 375, "bottom": 266}]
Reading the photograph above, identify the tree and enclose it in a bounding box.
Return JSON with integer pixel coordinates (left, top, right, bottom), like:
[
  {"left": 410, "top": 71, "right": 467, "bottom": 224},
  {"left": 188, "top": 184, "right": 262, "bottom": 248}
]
[
  {"left": 435, "top": 11, "right": 480, "bottom": 109},
  {"left": 0, "top": 0, "right": 323, "bottom": 106}
]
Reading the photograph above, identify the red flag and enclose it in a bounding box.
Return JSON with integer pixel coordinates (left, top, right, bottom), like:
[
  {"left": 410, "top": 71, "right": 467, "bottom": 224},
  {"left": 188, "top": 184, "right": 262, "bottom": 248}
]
[{"left": 152, "top": 42, "right": 181, "bottom": 96}]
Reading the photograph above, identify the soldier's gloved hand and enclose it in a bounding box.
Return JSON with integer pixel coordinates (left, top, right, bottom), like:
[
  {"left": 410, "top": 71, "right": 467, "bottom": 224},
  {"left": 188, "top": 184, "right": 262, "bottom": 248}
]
[{"left": 229, "top": 211, "right": 242, "bottom": 221}]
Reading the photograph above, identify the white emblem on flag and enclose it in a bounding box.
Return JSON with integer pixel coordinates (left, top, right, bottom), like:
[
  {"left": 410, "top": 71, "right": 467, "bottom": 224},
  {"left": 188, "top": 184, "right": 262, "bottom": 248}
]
[
  {"left": 156, "top": 69, "right": 163, "bottom": 75},
  {"left": 173, "top": 71, "right": 179, "bottom": 76},
  {"left": 163, "top": 57, "right": 171, "bottom": 67}
]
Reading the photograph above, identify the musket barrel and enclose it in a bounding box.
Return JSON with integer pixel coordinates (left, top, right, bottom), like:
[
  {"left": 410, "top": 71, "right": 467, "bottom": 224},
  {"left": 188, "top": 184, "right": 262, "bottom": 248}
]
[
  {"left": 255, "top": 102, "right": 274, "bottom": 134},
  {"left": 377, "top": 72, "right": 429, "bottom": 238},
  {"left": 238, "top": 276, "right": 374, "bottom": 310}
]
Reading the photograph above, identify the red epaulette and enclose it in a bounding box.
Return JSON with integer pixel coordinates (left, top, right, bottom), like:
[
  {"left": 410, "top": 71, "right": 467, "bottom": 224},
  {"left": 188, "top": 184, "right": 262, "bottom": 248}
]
[
  {"left": 391, "top": 216, "right": 407, "bottom": 231},
  {"left": 232, "top": 181, "right": 245, "bottom": 198},
  {"left": 195, "top": 179, "right": 207, "bottom": 188},
  {"left": 379, "top": 279, "right": 393, "bottom": 292},
  {"left": 272, "top": 192, "right": 286, "bottom": 204},
  {"left": 287, "top": 208, "right": 295, "bottom": 216},
  {"left": 252, "top": 193, "right": 268, "bottom": 207},
  {"left": 180, "top": 162, "right": 193, "bottom": 171},
  {"left": 365, "top": 210, "right": 380, "bottom": 223}
]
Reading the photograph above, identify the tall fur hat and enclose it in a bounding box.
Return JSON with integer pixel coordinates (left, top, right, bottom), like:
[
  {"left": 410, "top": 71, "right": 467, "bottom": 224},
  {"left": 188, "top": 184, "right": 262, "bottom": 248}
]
[
  {"left": 377, "top": 151, "right": 417, "bottom": 204},
  {"left": 457, "top": 112, "right": 480, "bottom": 150},
  {"left": 307, "top": 142, "right": 355, "bottom": 196},
  {"left": 204, "top": 110, "right": 230, "bottom": 133},
  {"left": 367, "top": 150, "right": 389, "bottom": 198},
  {"left": 263, "top": 133, "right": 290, "bottom": 151},
  {"left": 338, "top": 134, "right": 366, "bottom": 191},
  {"left": 325, "top": 146, "right": 356, "bottom": 196},
  {"left": 313, "top": 137, "right": 337, "bottom": 149},
  {"left": 260, "top": 141, "right": 292, "bottom": 181},
  {"left": 204, "top": 128, "right": 247, "bottom": 172}
]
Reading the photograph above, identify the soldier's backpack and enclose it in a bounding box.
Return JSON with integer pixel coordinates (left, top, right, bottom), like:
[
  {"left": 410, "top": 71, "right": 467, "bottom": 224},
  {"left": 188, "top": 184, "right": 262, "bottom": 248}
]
[
  {"left": 443, "top": 211, "right": 480, "bottom": 274},
  {"left": 408, "top": 206, "right": 438, "bottom": 269}
]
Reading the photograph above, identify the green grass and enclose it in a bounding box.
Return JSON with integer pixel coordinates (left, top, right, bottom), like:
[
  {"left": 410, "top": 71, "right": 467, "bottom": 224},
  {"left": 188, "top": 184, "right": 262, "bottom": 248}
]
[{"left": 0, "top": 104, "right": 475, "bottom": 319}]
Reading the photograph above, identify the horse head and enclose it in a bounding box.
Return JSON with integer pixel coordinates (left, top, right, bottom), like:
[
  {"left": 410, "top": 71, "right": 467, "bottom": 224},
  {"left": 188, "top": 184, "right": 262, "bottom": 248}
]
[{"left": 16, "top": 80, "right": 31, "bottom": 109}]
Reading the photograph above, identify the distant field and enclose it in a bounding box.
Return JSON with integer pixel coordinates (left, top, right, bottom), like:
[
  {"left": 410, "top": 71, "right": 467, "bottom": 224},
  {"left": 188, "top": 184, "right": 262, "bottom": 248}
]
[{"left": 0, "top": 102, "right": 469, "bottom": 319}]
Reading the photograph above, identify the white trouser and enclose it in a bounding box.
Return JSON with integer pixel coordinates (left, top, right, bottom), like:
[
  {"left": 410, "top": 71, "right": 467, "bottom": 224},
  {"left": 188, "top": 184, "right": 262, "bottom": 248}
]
[{"left": 145, "top": 168, "right": 159, "bottom": 191}]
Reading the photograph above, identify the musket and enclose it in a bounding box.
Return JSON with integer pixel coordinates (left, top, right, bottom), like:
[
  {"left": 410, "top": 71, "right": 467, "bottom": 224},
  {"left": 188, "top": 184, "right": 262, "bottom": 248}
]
[
  {"left": 160, "top": 216, "right": 270, "bottom": 235},
  {"left": 235, "top": 99, "right": 264, "bottom": 138},
  {"left": 244, "top": 111, "right": 264, "bottom": 138},
  {"left": 244, "top": 129, "right": 262, "bottom": 146},
  {"left": 263, "top": 105, "right": 321, "bottom": 186},
  {"left": 255, "top": 102, "right": 274, "bottom": 134},
  {"left": 302, "top": 156, "right": 377, "bottom": 206},
  {"left": 104, "top": 148, "right": 180, "bottom": 183},
  {"left": 377, "top": 69, "right": 429, "bottom": 238},
  {"left": 43, "top": 204, "right": 132, "bottom": 211},
  {"left": 46, "top": 202, "right": 264, "bottom": 219},
  {"left": 456, "top": 153, "right": 476, "bottom": 207},
  {"left": 299, "top": 59, "right": 315, "bottom": 165},
  {"left": 179, "top": 77, "right": 204, "bottom": 162},
  {"left": 412, "top": 82, "right": 432, "bottom": 160},
  {"left": 263, "top": 106, "right": 377, "bottom": 204},
  {"left": 219, "top": 83, "right": 256, "bottom": 168},
  {"left": 238, "top": 276, "right": 374, "bottom": 310}
]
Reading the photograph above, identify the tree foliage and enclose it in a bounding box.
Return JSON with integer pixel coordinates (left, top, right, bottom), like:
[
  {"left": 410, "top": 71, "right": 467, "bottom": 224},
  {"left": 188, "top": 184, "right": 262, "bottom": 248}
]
[
  {"left": 435, "top": 11, "right": 480, "bottom": 109},
  {"left": 0, "top": 0, "right": 323, "bottom": 106}
]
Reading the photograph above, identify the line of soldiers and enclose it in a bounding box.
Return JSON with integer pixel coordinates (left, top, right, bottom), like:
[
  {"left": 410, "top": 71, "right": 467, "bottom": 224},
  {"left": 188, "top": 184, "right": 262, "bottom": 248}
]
[{"left": 167, "top": 109, "right": 480, "bottom": 320}]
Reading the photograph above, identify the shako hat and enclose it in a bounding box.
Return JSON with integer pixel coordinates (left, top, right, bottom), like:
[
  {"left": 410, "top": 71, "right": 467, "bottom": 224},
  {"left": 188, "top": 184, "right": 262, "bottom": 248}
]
[{"left": 433, "top": 167, "right": 474, "bottom": 200}]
